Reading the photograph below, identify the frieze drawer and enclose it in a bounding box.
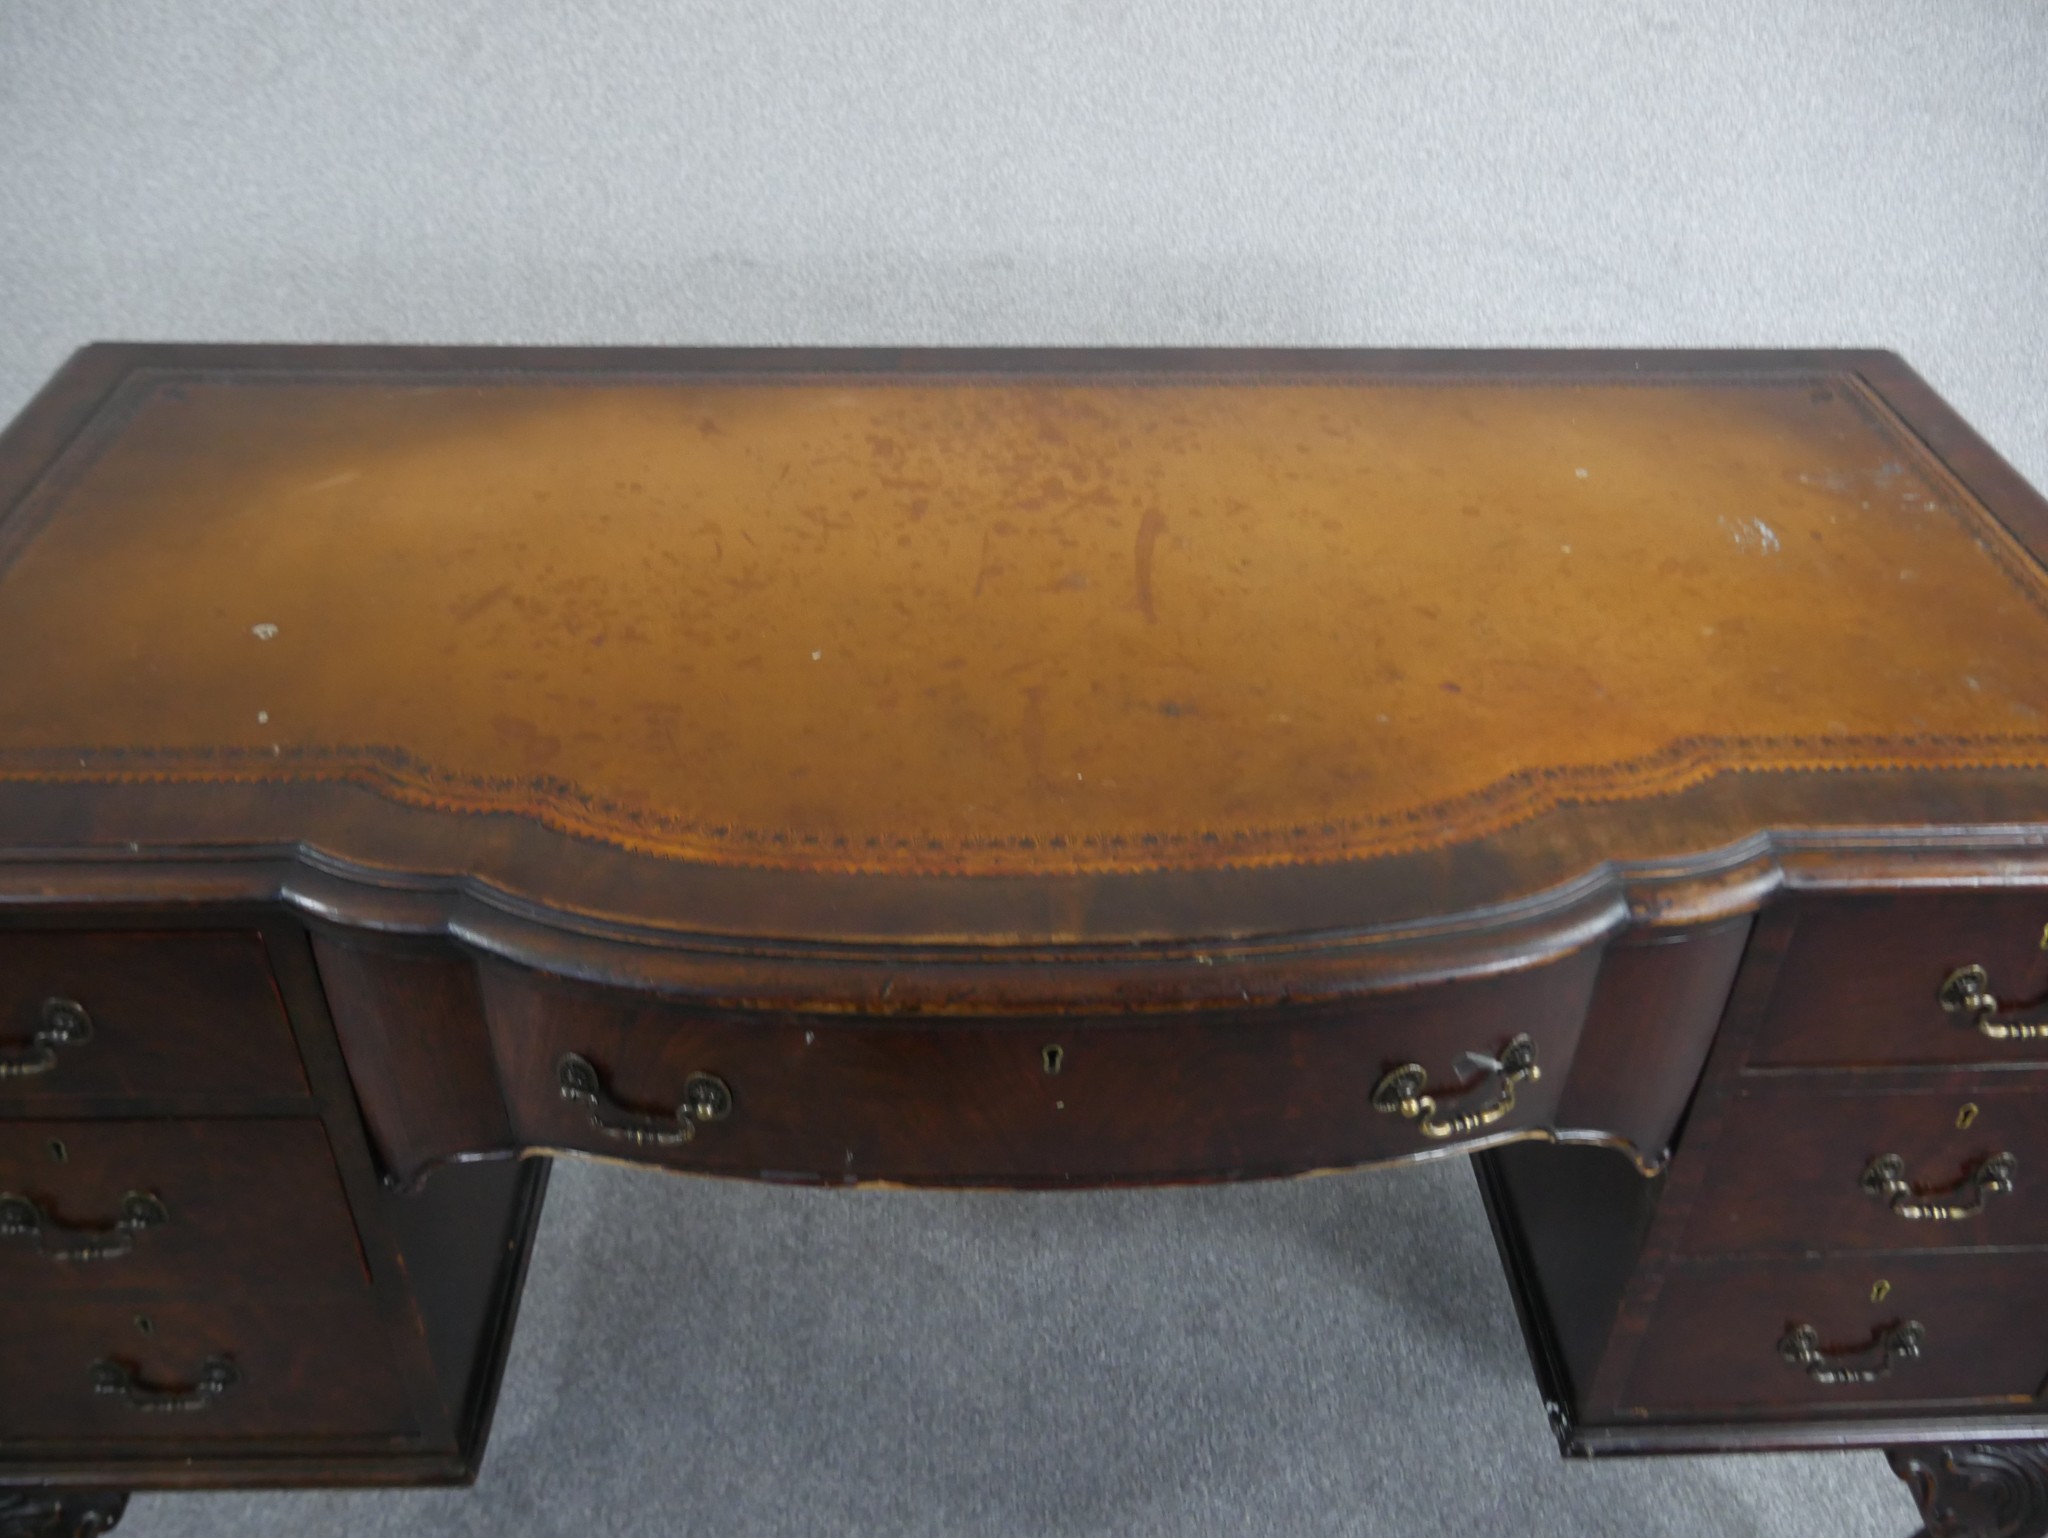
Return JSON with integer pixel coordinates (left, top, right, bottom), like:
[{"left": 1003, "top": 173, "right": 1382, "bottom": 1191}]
[{"left": 479, "top": 948, "right": 1605, "bottom": 1184}]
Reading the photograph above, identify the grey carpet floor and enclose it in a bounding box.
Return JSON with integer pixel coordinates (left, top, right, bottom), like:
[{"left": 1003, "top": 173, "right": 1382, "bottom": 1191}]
[{"left": 120, "top": 1156, "right": 1917, "bottom": 1537}]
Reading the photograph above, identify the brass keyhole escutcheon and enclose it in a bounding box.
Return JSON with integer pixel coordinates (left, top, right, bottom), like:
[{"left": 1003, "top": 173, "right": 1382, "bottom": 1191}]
[
  {"left": 134, "top": 1314, "right": 154, "bottom": 1337},
  {"left": 1958, "top": 1103, "right": 1980, "bottom": 1130},
  {"left": 1871, "top": 1280, "right": 1892, "bottom": 1304},
  {"left": 46, "top": 1138, "right": 68, "bottom": 1164},
  {"left": 1042, "top": 1045, "right": 1064, "bottom": 1076}
]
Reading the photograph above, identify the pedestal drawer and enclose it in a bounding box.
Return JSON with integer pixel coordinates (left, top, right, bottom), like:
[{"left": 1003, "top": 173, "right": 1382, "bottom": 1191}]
[
  {"left": 0, "top": 1119, "right": 369, "bottom": 1294},
  {"left": 0, "top": 1293, "right": 416, "bottom": 1445},
  {"left": 1623, "top": 1253, "right": 2048, "bottom": 1416},
  {"left": 1747, "top": 895, "right": 2048, "bottom": 1070},
  {"left": 0, "top": 932, "right": 308, "bottom": 1103},
  {"left": 479, "top": 947, "right": 1604, "bottom": 1184},
  {"left": 1678, "top": 1081, "right": 2048, "bottom": 1258}
]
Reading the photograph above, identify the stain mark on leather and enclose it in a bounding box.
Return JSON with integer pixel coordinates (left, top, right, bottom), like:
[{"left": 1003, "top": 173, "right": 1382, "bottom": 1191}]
[
  {"left": 1020, "top": 686, "right": 1047, "bottom": 780},
  {"left": 973, "top": 526, "right": 1005, "bottom": 598},
  {"left": 1133, "top": 507, "right": 1166, "bottom": 622},
  {"left": 297, "top": 469, "right": 361, "bottom": 496},
  {"left": 492, "top": 714, "right": 563, "bottom": 766},
  {"left": 449, "top": 584, "right": 512, "bottom": 625}
]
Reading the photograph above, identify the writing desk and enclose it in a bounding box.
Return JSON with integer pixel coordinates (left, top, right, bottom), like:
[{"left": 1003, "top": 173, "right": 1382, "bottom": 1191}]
[{"left": 1, "top": 346, "right": 2045, "bottom": 1537}]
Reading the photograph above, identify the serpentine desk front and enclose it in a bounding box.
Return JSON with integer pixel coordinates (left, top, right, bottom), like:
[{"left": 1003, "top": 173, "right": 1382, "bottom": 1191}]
[{"left": 2, "top": 346, "right": 2047, "bottom": 1538}]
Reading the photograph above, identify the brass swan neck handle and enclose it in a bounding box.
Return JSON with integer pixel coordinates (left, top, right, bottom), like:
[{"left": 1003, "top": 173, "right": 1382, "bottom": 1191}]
[
  {"left": 1779, "top": 1321, "right": 1924, "bottom": 1386},
  {"left": 1862, "top": 1152, "right": 2016, "bottom": 1222},
  {"left": 0, "top": 997, "right": 92, "bottom": 1079},
  {"left": 1940, "top": 965, "right": 2048, "bottom": 1041},
  {"left": 1372, "top": 1034, "right": 1540, "bottom": 1141},
  {"left": 557, "top": 1053, "right": 734, "bottom": 1147},
  {"left": 0, "top": 1190, "right": 169, "bottom": 1261}
]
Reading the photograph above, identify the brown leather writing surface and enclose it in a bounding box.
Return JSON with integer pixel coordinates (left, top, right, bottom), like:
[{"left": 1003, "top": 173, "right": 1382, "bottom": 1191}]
[{"left": 2, "top": 355, "right": 2044, "bottom": 895}]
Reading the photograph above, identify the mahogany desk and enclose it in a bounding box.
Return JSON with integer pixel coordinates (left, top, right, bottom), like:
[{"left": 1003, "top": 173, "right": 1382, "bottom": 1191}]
[{"left": 1, "top": 347, "right": 2046, "bottom": 1538}]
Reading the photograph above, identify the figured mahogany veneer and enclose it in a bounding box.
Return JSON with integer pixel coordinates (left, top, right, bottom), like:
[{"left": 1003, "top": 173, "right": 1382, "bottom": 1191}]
[{"left": 1, "top": 345, "right": 2046, "bottom": 1537}]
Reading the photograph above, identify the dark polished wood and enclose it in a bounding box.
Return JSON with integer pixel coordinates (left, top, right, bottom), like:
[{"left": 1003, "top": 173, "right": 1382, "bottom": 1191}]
[
  {"left": 311, "top": 934, "right": 515, "bottom": 1191},
  {"left": 1476, "top": 1142, "right": 1660, "bottom": 1439},
  {"left": 1552, "top": 916, "right": 1752, "bottom": 1168},
  {"left": 2, "top": 345, "right": 2047, "bottom": 1536}
]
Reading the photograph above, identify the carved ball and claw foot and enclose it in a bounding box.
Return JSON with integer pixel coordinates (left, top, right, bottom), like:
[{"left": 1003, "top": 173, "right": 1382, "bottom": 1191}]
[
  {"left": 0, "top": 1491, "right": 129, "bottom": 1538},
  {"left": 1891, "top": 1443, "right": 2048, "bottom": 1538}
]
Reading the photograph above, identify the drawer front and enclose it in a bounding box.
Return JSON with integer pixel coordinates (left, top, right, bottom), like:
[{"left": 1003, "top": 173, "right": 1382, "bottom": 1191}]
[
  {"left": 1680, "top": 1082, "right": 2048, "bottom": 1258},
  {"left": 0, "top": 1294, "right": 415, "bottom": 1445},
  {"left": 1624, "top": 1253, "right": 2048, "bottom": 1415},
  {"left": 0, "top": 1120, "right": 369, "bottom": 1295},
  {"left": 0, "top": 932, "right": 308, "bottom": 1103},
  {"left": 1748, "top": 895, "right": 2048, "bottom": 1070},
  {"left": 480, "top": 949, "right": 1603, "bottom": 1184}
]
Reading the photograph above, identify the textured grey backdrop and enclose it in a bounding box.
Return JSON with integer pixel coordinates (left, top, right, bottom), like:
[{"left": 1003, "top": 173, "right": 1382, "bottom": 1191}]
[{"left": 4, "top": 2, "right": 2045, "bottom": 1534}]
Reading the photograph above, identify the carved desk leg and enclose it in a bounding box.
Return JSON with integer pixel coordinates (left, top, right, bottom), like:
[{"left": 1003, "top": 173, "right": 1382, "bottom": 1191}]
[
  {"left": 1890, "top": 1444, "right": 2048, "bottom": 1538},
  {"left": 0, "top": 1492, "right": 128, "bottom": 1538}
]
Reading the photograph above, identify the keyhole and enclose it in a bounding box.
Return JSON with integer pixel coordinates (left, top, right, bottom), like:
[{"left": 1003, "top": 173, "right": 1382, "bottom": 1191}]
[
  {"left": 134, "top": 1314, "right": 154, "bottom": 1337},
  {"left": 1871, "top": 1280, "right": 1891, "bottom": 1304},
  {"left": 1042, "top": 1045, "right": 1064, "bottom": 1076},
  {"left": 1958, "top": 1103, "right": 1980, "bottom": 1131},
  {"left": 46, "top": 1138, "right": 68, "bottom": 1165}
]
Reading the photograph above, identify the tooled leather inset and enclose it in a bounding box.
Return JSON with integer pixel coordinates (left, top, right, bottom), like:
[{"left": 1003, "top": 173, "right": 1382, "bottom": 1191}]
[{"left": 1, "top": 368, "right": 2045, "bottom": 877}]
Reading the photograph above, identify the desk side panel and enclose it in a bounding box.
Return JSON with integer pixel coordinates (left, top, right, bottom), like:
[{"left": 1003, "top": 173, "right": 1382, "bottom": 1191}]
[
  {"left": 1554, "top": 916, "right": 1751, "bottom": 1167},
  {"left": 314, "top": 934, "right": 516, "bottom": 1190}
]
